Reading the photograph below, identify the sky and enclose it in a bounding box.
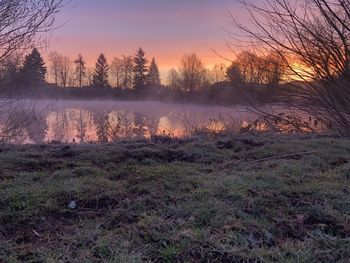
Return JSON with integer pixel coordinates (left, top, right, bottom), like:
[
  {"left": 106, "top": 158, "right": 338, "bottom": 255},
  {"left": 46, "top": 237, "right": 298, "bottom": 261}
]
[{"left": 43, "top": 0, "right": 241, "bottom": 81}]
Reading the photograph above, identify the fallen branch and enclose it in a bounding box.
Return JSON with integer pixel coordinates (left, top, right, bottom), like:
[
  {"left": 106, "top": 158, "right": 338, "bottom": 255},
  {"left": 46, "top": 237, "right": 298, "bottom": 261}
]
[
  {"left": 224, "top": 151, "right": 317, "bottom": 167},
  {"left": 244, "top": 151, "right": 317, "bottom": 164}
]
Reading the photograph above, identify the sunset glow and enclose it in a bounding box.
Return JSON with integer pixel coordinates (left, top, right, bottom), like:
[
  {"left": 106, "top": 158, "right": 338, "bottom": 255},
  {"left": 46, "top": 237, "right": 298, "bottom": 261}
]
[
  {"left": 289, "top": 62, "right": 314, "bottom": 81},
  {"left": 44, "top": 0, "right": 237, "bottom": 80}
]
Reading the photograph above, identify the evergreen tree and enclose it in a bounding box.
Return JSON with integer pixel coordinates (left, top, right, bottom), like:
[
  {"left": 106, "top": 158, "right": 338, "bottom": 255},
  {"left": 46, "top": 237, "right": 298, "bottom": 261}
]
[
  {"left": 132, "top": 48, "right": 148, "bottom": 92},
  {"left": 147, "top": 58, "right": 161, "bottom": 86},
  {"left": 74, "top": 54, "right": 86, "bottom": 88},
  {"left": 92, "top": 53, "right": 109, "bottom": 88},
  {"left": 21, "top": 48, "right": 47, "bottom": 86}
]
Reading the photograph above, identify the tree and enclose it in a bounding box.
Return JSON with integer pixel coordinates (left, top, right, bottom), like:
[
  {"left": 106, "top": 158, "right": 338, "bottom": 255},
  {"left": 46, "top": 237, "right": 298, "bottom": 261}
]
[
  {"left": 121, "top": 55, "right": 134, "bottom": 89},
  {"left": 0, "top": 54, "right": 22, "bottom": 87},
  {"left": 228, "top": 51, "right": 285, "bottom": 85},
  {"left": 212, "top": 64, "right": 227, "bottom": 83},
  {"left": 147, "top": 58, "right": 161, "bottom": 86},
  {"left": 167, "top": 69, "right": 180, "bottom": 90},
  {"left": 74, "top": 54, "right": 86, "bottom": 88},
  {"left": 110, "top": 57, "right": 123, "bottom": 88},
  {"left": 133, "top": 48, "right": 148, "bottom": 92},
  {"left": 0, "top": 1, "right": 64, "bottom": 65},
  {"left": 21, "top": 48, "right": 47, "bottom": 86},
  {"left": 226, "top": 62, "right": 242, "bottom": 84},
  {"left": 179, "top": 53, "right": 206, "bottom": 92},
  {"left": 86, "top": 67, "right": 94, "bottom": 86},
  {"left": 235, "top": 51, "right": 260, "bottom": 84},
  {"left": 48, "top": 52, "right": 60, "bottom": 86},
  {"left": 48, "top": 52, "right": 73, "bottom": 87},
  {"left": 92, "top": 54, "right": 109, "bottom": 88},
  {"left": 58, "top": 56, "right": 71, "bottom": 88},
  {"left": 232, "top": 0, "right": 350, "bottom": 133},
  {"left": 0, "top": 0, "right": 64, "bottom": 141},
  {"left": 262, "top": 52, "right": 285, "bottom": 85}
]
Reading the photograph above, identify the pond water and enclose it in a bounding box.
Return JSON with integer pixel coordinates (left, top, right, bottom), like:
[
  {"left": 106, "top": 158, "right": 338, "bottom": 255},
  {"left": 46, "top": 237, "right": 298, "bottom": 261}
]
[{"left": 0, "top": 100, "right": 314, "bottom": 144}]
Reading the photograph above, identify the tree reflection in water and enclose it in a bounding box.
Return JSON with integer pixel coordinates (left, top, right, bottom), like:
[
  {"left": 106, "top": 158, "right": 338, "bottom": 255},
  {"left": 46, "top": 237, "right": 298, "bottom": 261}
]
[{"left": 0, "top": 102, "right": 320, "bottom": 144}]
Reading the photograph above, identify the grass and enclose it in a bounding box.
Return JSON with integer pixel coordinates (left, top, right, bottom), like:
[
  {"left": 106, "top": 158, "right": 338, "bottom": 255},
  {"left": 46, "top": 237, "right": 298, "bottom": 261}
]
[{"left": 0, "top": 133, "right": 349, "bottom": 262}]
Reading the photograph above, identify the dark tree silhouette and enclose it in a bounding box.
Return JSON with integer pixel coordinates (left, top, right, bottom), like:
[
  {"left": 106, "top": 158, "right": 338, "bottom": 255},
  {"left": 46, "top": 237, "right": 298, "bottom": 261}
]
[
  {"left": 179, "top": 53, "right": 206, "bottom": 92},
  {"left": 74, "top": 54, "right": 86, "bottom": 88},
  {"left": 0, "top": 0, "right": 65, "bottom": 64},
  {"left": 167, "top": 69, "right": 180, "bottom": 90},
  {"left": 92, "top": 53, "right": 109, "bottom": 88},
  {"left": 0, "top": 54, "right": 22, "bottom": 87},
  {"left": 133, "top": 48, "right": 148, "bottom": 93},
  {"left": 231, "top": 0, "right": 350, "bottom": 134},
  {"left": 21, "top": 48, "right": 47, "bottom": 87},
  {"left": 230, "top": 51, "right": 285, "bottom": 85},
  {"left": 48, "top": 52, "right": 60, "bottom": 87},
  {"left": 110, "top": 57, "right": 123, "bottom": 88},
  {"left": 58, "top": 56, "right": 71, "bottom": 88},
  {"left": 147, "top": 58, "right": 161, "bottom": 86},
  {"left": 226, "top": 62, "right": 242, "bottom": 85},
  {"left": 0, "top": 0, "right": 64, "bottom": 141},
  {"left": 122, "top": 55, "right": 133, "bottom": 89},
  {"left": 212, "top": 64, "right": 227, "bottom": 83},
  {"left": 48, "top": 52, "right": 72, "bottom": 88}
]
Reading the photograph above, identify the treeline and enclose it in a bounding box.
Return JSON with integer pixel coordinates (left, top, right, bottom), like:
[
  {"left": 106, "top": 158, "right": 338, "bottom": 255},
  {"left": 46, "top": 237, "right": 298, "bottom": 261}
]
[{"left": 0, "top": 47, "right": 289, "bottom": 104}]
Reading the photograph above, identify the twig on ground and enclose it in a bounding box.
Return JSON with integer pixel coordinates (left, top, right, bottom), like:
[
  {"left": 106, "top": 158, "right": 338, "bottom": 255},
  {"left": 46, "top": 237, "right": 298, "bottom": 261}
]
[{"left": 31, "top": 229, "right": 41, "bottom": 237}]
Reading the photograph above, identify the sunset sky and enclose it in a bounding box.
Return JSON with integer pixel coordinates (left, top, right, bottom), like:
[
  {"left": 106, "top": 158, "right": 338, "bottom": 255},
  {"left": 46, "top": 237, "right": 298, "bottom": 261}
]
[{"left": 44, "top": 0, "right": 240, "bottom": 80}]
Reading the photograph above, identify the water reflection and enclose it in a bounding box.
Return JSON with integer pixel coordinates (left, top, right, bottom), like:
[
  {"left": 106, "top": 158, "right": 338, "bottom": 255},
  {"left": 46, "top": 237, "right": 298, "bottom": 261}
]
[
  {"left": 0, "top": 100, "right": 322, "bottom": 144},
  {"left": 44, "top": 109, "right": 242, "bottom": 143}
]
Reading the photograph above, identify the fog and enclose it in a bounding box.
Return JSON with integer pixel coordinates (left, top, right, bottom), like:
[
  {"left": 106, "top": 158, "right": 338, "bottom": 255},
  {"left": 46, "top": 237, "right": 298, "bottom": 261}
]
[{"left": 0, "top": 100, "right": 269, "bottom": 144}]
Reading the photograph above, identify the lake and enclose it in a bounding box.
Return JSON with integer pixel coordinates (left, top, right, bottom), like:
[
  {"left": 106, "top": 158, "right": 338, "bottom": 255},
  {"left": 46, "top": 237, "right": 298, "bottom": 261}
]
[{"left": 0, "top": 100, "right": 314, "bottom": 143}]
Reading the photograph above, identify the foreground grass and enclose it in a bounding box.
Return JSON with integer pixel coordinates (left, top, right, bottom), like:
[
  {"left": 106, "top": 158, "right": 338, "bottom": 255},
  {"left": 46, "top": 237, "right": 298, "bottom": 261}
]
[{"left": 0, "top": 133, "right": 349, "bottom": 262}]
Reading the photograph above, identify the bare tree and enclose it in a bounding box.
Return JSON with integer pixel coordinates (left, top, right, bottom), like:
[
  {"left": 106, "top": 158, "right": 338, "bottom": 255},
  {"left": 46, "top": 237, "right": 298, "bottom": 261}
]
[
  {"left": 179, "top": 53, "right": 206, "bottom": 92},
  {"left": 110, "top": 57, "right": 123, "bottom": 88},
  {"left": 121, "top": 55, "right": 133, "bottom": 89},
  {"left": 232, "top": 51, "right": 285, "bottom": 84},
  {"left": 74, "top": 54, "right": 86, "bottom": 88},
  {"left": 0, "top": 53, "right": 22, "bottom": 86},
  {"left": 48, "top": 51, "right": 60, "bottom": 87},
  {"left": 0, "top": 0, "right": 65, "bottom": 65},
  {"left": 263, "top": 51, "right": 286, "bottom": 84},
  {"left": 49, "top": 53, "right": 71, "bottom": 87},
  {"left": 0, "top": 0, "right": 64, "bottom": 141},
  {"left": 167, "top": 68, "right": 181, "bottom": 90},
  {"left": 211, "top": 64, "right": 227, "bottom": 83},
  {"left": 235, "top": 51, "right": 261, "bottom": 84},
  {"left": 58, "top": 56, "right": 71, "bottom": 88},
  {"left": 86, "top": 67, "right": 94, "bottom": 87},
  {"left": 231, "top": 0, "right": 350, "bottom": 133},
  {"left": 226, "top": 62, "right": 242, "bottom": 84}
]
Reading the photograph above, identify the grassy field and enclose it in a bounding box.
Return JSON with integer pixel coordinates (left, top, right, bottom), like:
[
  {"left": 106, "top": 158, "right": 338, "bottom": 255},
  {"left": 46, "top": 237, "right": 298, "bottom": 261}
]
[{"left": 0, "top": 133, "right": 350, "bottom": 262}]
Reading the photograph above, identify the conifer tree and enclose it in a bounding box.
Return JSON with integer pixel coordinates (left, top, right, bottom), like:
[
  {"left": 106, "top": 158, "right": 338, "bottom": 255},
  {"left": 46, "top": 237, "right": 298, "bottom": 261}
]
[
  {"left": 132, "top": 48, "right": 148, "bottom": 92},
  {"left": 21, "top": 48, "right": 47, "bottom": 86},
  {"left": 92, "top": 53, "right": 109, "bottom": 88},
  {"left": 147, "top": 58, "right": 161, "bottom": 86},
  {"left": 74, "top": 54, "right": 86, "bottom": 88}
]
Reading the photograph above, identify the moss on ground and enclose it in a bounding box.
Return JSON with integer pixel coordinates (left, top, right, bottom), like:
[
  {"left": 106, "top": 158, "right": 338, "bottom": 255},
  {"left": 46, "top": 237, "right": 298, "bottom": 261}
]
[{"left": 0, "top": 133, "right": 349, "bottom": 262}]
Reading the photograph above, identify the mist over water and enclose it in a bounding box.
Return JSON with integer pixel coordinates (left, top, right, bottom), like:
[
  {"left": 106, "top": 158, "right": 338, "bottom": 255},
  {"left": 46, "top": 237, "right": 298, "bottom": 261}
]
[{"left": 0, "top": 100, "right": 264, "bottom": 144}]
